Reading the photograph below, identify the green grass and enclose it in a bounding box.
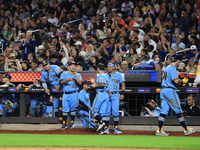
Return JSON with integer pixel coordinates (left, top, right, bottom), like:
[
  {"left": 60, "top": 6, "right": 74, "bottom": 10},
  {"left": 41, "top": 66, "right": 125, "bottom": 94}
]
[{"left": 0, "top": 134, "right": 200, "bottom": 149}]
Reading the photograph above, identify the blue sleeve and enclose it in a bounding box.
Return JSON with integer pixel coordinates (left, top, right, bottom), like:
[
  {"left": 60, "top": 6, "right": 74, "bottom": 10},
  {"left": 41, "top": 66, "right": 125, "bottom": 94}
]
[
  {"left": 41, "top": 71, "right": 47, "bottom": 82},
  {"left": 60, "top": 71, "right": 67, "bottom": 80},
  {"left": 26, "top": 39, "right": 36, "bottom": 51},
  {"left": 78, "top": 91, "right": 85, "bottom": 101},
  {"left": 52, "top": 65, "right": 62, "bottom": 75},
  {"left": 170, "top": 67, "right": 179, "bottom": 81},
  {"left": 76, "top": 73, "right": 82, "bottom": 80},
  {"left": 118, "top": 73, "right": 125, "bottom": 83}
]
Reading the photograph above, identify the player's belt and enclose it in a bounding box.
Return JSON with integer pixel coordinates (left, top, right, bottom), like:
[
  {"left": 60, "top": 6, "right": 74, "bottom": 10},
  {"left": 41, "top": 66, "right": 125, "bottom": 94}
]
[
  {"left": 64, "top": 91, "right": 77, "bottom": 94},
  {"left": 110, "top": 92, "right": 118, "bottom": 94}
]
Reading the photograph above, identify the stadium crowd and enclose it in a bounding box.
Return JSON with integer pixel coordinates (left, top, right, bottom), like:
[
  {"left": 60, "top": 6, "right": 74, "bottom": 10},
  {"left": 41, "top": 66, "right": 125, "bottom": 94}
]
[{"left": 0, "top": 0, "right": 199, "bottom": 73}]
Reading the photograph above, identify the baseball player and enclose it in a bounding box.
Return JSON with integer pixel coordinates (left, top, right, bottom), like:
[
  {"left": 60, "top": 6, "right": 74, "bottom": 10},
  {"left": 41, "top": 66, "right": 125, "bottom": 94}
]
[
  {"left": 89, "top": 63, "right": 109, "bottom": 133},
  {"left": 41, "top": 60, "right": 62, "bottom": 117},
  {"left": 60, "top": 61, "right": 82, "bottom": 130},
  {"left": 102, "top": 62, "right": 125, "bottom": 134},
  {"left": 156, "top": 54, "right": 196, "bottom": 136},
  {"left": 0, "top": 74, "right": 17, "bottom": 117},
  {"left": 78, "top": 80, "right": 95, "bottom": 128}
]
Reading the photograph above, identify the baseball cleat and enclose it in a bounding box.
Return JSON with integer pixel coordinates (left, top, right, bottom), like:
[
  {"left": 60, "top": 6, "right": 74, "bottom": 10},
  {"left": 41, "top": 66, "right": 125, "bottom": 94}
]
[
  {"left": 96, "top": 122, "right": 106, "bottom": 131},
  {"left": 114, "top": 127, "right": 122, "bottom": 134},
  {"left": 69, "top": 123, "right": 75, "bottom": 129},
  {"left": 184, "top": 128, "right": 196, "bottom": 136},
  {"left": 61, "top": 124, "right": 67, "bottom": 130},
  {"left": 99, "top": 128, "right": 109, "bottom": 134},
  {"left": 156, "top": 130, "right": 169, "bottom": 136}
]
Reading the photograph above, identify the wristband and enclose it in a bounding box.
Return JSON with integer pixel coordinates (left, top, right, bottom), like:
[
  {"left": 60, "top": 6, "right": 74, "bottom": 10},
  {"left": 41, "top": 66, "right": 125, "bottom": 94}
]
[
  {"left": 196, "top": 72, "right": 200, "bottom": 75},
  {"left": 121, "top": 90, "right": 125, "bottom": 94}
]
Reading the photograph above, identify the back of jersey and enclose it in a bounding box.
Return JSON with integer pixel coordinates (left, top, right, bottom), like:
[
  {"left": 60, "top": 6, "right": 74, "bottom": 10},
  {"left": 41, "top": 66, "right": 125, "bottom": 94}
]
[{"left": 161, "top": 65, "right": 178, "bottom": 89}]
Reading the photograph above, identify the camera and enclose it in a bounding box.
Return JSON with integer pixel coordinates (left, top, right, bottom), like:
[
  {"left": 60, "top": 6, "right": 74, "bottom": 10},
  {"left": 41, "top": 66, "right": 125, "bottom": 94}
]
[{"left": 141, "top": 103, "right": 150, "bottom": 108}]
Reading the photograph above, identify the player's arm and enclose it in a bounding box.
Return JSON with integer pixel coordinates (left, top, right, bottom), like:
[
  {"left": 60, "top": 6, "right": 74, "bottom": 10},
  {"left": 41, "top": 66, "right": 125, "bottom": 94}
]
[
  {"left": 120, "top": 81, "right": 126, "bottom": 100},
  {"left": 60, "top": 78, "right": 74, "bottom": 84},
  {"left": 73, "top": 74, "right": 82, "bottom": 85},
  {"left": 91, "top": 83, "right": 106, "bottom": 88},
  {"left": 41, "top": 72, "right": 50, "bottom": 94}
]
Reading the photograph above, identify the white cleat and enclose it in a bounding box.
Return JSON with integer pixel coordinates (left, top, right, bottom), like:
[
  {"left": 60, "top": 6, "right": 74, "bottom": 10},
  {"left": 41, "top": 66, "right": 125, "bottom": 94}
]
[
  {"left": 156, "top": 130, "right": 169, "bottom": 136},
  {"left": 184, "top": 128, "right": 196, "bottom": 136}
]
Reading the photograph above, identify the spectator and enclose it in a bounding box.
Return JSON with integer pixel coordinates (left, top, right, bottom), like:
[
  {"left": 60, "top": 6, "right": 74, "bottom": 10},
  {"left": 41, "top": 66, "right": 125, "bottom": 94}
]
[
  {"left": 125, "top": 47, "right": 137, "bottom": 67},
  {"left": 177, "top": 62, "right": 186, "bottom": 72},
  {"left": 21, "top": 60, "right": 30, "bottom": 71},
  {"left": 96, "top": 1, "right": 107, "bottom": 15},
  {"left": 49, "top": 53, "right": 63, "bottom": 67},
  {"left": 28, "top": 60, "right": 42, "bottom": 71},
  {"left": 186, "top": 57, "right": 197, "bottom": 73},
  {"left": 0, "top": 53, "right": 6, "bottom": 71},
  {"left": 183, "top": 94, "right": 200, "bottom": 116},
  {"left": 19, "top": 31, "right": 36, "bottom": 60},
  {"left": 171, "top": 34, "right": 185, "bottom": 51},
  {"left": 119, "top": 61, "right": 130, "bottom": 70},
  {"left": 140, "top": 99, "right": 160, "bottom": 117},
  {"left": 121, "top": 0, "right": 134, "bottom": 14},
  {"left": 94, "top": 48, "right": 108, "bottom": 67}
]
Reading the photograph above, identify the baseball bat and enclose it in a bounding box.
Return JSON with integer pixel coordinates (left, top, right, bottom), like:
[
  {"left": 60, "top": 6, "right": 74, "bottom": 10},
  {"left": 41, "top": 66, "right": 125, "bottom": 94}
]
[
  {"left": 187, "top": 52, "right": 199, "bottom": 74},
  {"left": 76, "top": 111, "right": 97, "bottom": 128}
]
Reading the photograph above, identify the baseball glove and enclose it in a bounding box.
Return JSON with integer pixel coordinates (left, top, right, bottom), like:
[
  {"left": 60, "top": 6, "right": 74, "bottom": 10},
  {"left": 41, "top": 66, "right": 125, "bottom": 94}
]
[{"left": 5, "top": 100, "right": 14, "bottom": 113}]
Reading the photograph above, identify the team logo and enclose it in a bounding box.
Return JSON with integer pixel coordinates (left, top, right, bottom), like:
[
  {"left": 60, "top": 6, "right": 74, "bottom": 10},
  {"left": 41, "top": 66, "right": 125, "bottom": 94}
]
[
  {"left": 100, "top": 78, "right": 104, "bottom": 82},
  {"left": 55, "top": 68, "right": 59, "bottom": 72}
]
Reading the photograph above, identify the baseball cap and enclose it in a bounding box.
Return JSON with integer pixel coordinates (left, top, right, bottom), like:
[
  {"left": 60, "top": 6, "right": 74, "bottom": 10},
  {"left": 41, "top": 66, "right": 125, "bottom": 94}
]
[
  {"left": 38, "top": 45, "right": 45, "bottom": 49},
  {"left": 57, "top": 32, "right": 66, "bottom": 37},
  {"left": 190, "top": 45, "right": 197, "bottom": 51},
  {"left": 69, "top": 61, "right": 76, "bottom": 66},
  {"left": 76, "top": 61, "right": 83, "bottom": 67},
  {"left": 133, "top": 23, "right": 139, "bottom": 27},
  {"left": 117, "top": 13, "right": 122, "bottom": 17},
  {"left": 2, "top": 73, "right": 12, "bottom": 80},
  {"left": 171, "top": 54, "right": 180, "bottom": 62},
  {"left": 0, "top": 53, "right": 5, "bottom": 57},
  {"left": 100, "top": 1, "right": 105, "bottom": 5},
  {"left": 177, "top": 62, "right": 185, "bottom": 70},
  {"left": 42, "top": 60, "right": 49, "bottom": 66},
  {"left": 82, "top": 80, "right": 92, "bottom": 85},
  {"left": 111, "top": 8, "right": 117, "bottom": 12},
  {"left": 108, "top": 62, "right": 115, "bottom": 67},
  {"left": 82, "top": 15, "right": 88, "bottom": 20},
  {"left": 74, "top": 41, "right": 82, "bottom": 46},
  {"left": 128, "top": 13, "right": 134, "bottom": 17}
]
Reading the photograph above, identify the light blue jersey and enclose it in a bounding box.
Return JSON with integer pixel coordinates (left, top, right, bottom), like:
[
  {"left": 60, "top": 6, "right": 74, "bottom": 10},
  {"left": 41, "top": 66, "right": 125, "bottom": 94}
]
[
  {"left": 161, "top": 65, "right": 178, "bottom": 89},
  {"left": 61, "top": 71, "right": 82, "bottom": 92},
  {"left": 41, "top": 65, "right": 62, "bottom": 87},
  {"left": 79, "top": 90, "right": 91, "bottom": 108},
  {"left": 96, "top": 73, "right": 109, "bottom": 92},
  {"left": 106, "top": 72, "right": 125, "bottom": 92}
]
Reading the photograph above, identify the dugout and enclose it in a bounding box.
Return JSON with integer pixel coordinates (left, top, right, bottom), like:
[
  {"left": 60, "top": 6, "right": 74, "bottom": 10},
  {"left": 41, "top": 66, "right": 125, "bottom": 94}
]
[{"left": 0, "top": 71, "right": 199, "bottom": 125}]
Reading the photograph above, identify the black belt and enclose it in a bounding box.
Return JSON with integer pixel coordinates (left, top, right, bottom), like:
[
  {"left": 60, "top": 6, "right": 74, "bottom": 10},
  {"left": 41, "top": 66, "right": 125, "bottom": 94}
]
[
  {"left": 64, "top": 91, "right": 77, "bottom": 94},
  {"left": 110, "top": 92, "right": 118, "bottom": 94},
  {"left": 99, "top": 91, "right": 106, "bottom": 92}
]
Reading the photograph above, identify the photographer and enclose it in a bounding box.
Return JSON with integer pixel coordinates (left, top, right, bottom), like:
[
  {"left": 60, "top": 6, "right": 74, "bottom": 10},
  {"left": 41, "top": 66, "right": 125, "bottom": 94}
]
[
  {"left": 140, "top": 99, "right": 160, "bottom": 117},
  {"left": 183, "top": 94, "right": 200, "bottom": 116}
]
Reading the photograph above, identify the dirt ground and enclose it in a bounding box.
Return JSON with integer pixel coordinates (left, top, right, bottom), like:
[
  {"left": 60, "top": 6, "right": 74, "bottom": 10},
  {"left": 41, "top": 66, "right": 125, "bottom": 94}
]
[
  {"left": 0, "top": 128, "right": 199, "bottom": 136},
  {"left": 0, "top": 128, "right": 199, "bottom": 150}
]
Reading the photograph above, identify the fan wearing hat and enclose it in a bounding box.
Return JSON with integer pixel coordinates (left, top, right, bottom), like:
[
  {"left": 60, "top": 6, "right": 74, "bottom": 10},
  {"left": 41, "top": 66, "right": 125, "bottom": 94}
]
[
  {"left": 186, "top": 45, "right": 200, "bottom": 64},
  {"left": 96, "top": 1, "right": 107, "bottom": 15},
  {"left": 156, "top": 54, "right": 196, "bottom": 136},
  {"left": 77, "top": 80, "right": 96, "bottom": 128},
  {"left": 41, "top": 60, "right": 63, "bottom": 117},
  {"left": 111, "top": 13, "right": 125, "bottom": 30},
  {"left": 60, "top": 61, "right": 82, "bottom": 130},
  {"left": 0, "top": 73, "right": 16, "bottom": 117},
  {"left": 126, "top": 13, "right": 137, "bottom": 32}
]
